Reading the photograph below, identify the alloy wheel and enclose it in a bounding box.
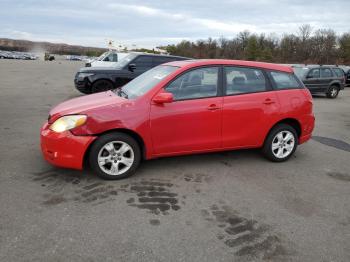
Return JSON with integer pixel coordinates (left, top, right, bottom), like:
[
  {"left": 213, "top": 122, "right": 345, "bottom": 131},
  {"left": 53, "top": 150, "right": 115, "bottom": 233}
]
[
  {"left": 271, "top": 130, "right": 295, "bottom": 159},
  {"left": 97, "top": 141, "right": 134, "bottom": 176}
]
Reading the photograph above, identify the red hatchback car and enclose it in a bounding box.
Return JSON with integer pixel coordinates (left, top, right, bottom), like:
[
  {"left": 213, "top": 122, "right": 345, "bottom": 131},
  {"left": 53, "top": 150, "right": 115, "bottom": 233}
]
[{"left": 41, "top": 60, "right": 315, "bottom": 179}]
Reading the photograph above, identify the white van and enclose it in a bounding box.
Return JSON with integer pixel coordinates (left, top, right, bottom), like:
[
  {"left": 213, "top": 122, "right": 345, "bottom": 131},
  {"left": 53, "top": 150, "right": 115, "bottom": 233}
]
[{"left": 85, "top": 51, "right": 129, "bottom": 67}]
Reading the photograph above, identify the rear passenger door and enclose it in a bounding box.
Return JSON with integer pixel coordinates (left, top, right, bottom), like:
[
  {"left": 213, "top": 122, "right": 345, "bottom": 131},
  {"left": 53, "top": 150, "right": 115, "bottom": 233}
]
[{"left": 222, "top": 66, "right": 280, "bottom": 148}]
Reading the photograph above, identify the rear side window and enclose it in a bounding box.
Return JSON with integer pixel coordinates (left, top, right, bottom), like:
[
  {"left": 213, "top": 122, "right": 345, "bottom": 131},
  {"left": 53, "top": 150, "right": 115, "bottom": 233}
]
[
  {"left": 224, "top": 67, "right": 267, "bottom": 95},
  {"left": 270, "top": 71, "right": 302, "bottom": 89},
  {"left": 321, "top": 68, "right": 333, "bottom": 78},
  {"left": 332, "top": 68, "right": 344, "bottom": 78}
]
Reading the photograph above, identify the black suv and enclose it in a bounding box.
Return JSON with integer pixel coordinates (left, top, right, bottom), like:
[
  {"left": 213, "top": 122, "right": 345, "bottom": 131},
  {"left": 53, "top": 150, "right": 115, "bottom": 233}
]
[
  {"left": 293, "top": 65, "right": 345, "bottom": 98},
  {"left": 74, "top": 53, "right": 189, "bottom": 94}
]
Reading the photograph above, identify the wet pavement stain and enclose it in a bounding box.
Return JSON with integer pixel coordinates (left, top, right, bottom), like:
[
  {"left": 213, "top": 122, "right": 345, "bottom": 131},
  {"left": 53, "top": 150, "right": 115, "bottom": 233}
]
[
  {"left": 149, "top": 219, "right": 161, "bottom": 226},
  {"left": 42, "top": 195, "right": 67, "bottom": 205},
  {"left": 31, "top": 169, "right": 119, "bottom": 206},
  {"left": 123, "top": 180, "right": 181, "bottom": 215},
  {"left": 183, "top": 173, "right": 210, "bottom": 183},
  {"left": 312, "top": 136, "right": 350, "bottom": 152},
  {"left": 327, "top": 171, "right": 350, "bottom": 182},
  {"left": 201, "top": 204, "right": 290, "bottom": 260},
  {"left": 220, "top": 160, "right": 232, "bottom": 167}
]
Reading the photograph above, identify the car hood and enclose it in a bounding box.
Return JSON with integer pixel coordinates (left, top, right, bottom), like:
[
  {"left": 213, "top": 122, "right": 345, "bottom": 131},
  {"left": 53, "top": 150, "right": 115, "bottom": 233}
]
[{"left": 49, "top": 91, "right": 126, "bottom": 122}]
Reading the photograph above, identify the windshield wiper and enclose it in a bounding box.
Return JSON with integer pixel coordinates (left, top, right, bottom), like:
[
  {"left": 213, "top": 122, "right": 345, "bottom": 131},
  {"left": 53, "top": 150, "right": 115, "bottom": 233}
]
[{"left": 117, "top": 88, "right": 128, "bottom": 98}]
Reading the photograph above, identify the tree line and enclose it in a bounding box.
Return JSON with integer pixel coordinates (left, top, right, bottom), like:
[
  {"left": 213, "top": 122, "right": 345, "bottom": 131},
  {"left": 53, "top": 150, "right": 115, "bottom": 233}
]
[{"left": 163, "top": 25, "right": 350, "bottom": 65}]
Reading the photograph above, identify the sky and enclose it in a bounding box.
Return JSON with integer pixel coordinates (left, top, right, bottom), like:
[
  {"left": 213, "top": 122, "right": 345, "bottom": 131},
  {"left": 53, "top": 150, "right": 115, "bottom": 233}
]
[{"left": 0, "top": 0, "right": 349, "bottom": 49}]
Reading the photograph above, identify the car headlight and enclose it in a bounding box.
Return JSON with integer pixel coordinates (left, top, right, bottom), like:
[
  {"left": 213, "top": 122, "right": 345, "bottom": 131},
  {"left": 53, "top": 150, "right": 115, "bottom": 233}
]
[
  {"left": 50, "top": 115, "right": 87, "bottom": 133},
  {"left": 78, "top": 72, "right": 94, "bottom": 78}
]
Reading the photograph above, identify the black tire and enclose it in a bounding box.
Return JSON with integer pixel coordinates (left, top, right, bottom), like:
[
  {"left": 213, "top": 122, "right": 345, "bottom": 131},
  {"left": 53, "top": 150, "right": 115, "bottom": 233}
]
[
  {"left": 262, "top": 124, "right": 298, "bottom": 162},
  {"left": 89, "top": 132, "right": 141, "bottom": 180},
  {"left": 326, "top": 85, "right": 339, "bottom": 98},
  {"left": 91, "top": 79, "right": 114, "bottom": 93}
]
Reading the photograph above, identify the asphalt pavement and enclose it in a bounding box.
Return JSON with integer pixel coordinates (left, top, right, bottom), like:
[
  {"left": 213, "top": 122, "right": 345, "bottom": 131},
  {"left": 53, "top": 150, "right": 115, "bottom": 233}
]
[{"left": 0, "top": 60, "right": 349, "bottom": 262}]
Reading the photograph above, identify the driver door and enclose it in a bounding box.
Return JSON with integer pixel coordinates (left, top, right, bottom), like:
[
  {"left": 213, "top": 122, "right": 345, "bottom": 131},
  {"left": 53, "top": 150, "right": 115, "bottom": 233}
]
[{"left": 150, "top": 66, "right": 223, "bottom": 155}]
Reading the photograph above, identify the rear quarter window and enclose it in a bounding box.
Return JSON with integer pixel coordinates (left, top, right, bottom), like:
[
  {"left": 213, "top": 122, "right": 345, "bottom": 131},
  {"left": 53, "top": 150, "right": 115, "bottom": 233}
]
[
  {"left": 332, "top": 68, "right": 344, "bottom": 78},
  {"left": 269, "top": 71, "right": 303, "bottom": 90}
]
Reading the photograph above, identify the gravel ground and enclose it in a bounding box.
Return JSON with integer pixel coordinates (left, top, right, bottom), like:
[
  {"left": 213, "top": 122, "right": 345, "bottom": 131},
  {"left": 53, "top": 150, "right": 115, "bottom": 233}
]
[{"left": 0, "top": 60, "right": 349, "bottom": 262}]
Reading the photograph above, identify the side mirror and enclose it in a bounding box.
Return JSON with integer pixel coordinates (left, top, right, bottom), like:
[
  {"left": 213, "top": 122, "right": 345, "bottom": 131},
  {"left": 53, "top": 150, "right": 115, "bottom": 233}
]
[
  {"left": 128, "top": 63, "right": 136, "bottom": 72},
  {"left": 153, "top": 92, "right": 173, "bottom": 104},
  {"left": 306, "top": 75, "right": 313, "bottom": 79}
]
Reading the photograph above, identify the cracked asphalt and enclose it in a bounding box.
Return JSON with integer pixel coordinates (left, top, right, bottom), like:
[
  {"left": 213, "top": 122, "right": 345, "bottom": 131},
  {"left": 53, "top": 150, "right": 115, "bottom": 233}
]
[{"left": 0, "top": 60, "right": 349, "bottom": 262}]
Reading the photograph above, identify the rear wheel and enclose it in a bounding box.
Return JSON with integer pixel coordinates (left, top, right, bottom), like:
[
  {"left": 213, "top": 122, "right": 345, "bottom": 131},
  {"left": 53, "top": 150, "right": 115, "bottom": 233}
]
[
  {"left": 262, "top": 124, "right": 298, "bottom": 162},
  {"left": 89, "top": 133, "right": 141, "bottom": 180},
  {"left": 91, "top": 80, "right": 114, "bottom": 93},
  {"left": 326, "top": 85, "right": 339, "bottom": 98}
]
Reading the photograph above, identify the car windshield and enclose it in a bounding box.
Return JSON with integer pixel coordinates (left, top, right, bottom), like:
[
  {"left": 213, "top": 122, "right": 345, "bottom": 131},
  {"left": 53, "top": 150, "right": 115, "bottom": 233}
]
[
  {"left": 97, "top": 52, "right": 109, "bottom": 61},
  {"left": 116, "top": 65, "right": 178, "bottom": 99}
]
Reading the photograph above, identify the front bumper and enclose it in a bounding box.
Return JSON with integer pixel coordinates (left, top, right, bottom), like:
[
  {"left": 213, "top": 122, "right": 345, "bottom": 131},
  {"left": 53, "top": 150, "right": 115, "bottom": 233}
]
[
  {"left": 40, "top": 122, "right": 96, "bottom": 170},
  {"left": 74, "top": 78, "right": 91, "bottom": 93}
]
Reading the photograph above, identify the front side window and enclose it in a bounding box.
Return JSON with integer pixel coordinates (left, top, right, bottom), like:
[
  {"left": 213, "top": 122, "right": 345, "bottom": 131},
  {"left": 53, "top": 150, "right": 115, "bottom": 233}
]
[
  {"left": 225, "top": 67, "right": 266, "bottom": 95},
  {"left": 166, "top": 67, "right": 218, "bottom": 100},
  {"left": 153, "top": 57, "right": 172, "bottom": 66},
  {"left": 321, "top": 68, "right": 333, "bottom": 78},
  {"left": 133, "top": 56, "right": 153, "bottom": 70},
  {"left": 111, "top": 54, "right": 118, "bottom": 62},
  {"left": 270, "top": 71, "right": 301, "bottom": 89},
  {"left": 116, "top": 53, "right": 137, "bottom": 68},
  {"left": 307, "top": 69, "right": 320, "bottom": 78}
]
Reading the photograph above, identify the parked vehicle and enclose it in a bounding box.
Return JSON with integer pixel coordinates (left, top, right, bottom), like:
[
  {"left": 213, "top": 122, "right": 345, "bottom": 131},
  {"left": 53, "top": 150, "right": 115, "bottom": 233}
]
[
  {"left": 74, "top": 52, "right": 189, "bottom": 94},
  {"left": 293, "top": 65, "right": 345, "bottom": 98},
  {"left": 85, "top": 51, "right": 129, "bottom": 67},
  {"left": 0, "top": 51, "right": 8, "bottom": 59},
  {"left": 339, "top": 66, "right": 350, "bottom": 86},
  {"left": 44, "top": 52, "right": 55, "bottom": 61},
  {"left": 42, "top": 59, "right": 315, "bottom": 180}
]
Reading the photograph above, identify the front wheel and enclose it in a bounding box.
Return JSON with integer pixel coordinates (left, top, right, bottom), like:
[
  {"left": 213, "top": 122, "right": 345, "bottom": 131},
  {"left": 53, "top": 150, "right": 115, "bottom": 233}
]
[
  {"left": 89, "top": 133, "right": 141, "bottom": 180},
  {"left": 262, "top": 124, "right": 298, "bottom": 162},
  {"left": 326, "top": 85, "right": 339, "bottom": 98}
]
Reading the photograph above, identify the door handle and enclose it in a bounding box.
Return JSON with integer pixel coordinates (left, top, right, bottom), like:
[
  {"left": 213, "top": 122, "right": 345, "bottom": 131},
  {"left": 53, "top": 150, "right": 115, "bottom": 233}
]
[
  {"left": 263, "top": 98, "right": 275, "bottom": 105},
  {"left": 207, "top": 104, "right": 221, "bottom": 110}
]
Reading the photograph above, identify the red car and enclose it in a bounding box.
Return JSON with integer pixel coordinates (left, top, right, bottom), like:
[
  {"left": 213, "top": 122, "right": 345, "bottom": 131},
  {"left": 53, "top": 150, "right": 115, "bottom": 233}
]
[{"left": 41, "top": 60, "right": 315, "bottom": 179}]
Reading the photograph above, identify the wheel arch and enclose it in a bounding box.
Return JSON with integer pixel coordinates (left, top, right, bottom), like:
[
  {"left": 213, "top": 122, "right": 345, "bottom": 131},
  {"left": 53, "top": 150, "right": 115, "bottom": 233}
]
[
  {"left": 328, "top": 82, "right": 340, "bottom": 89},
  {"left": 264, "top": 118, "right": 302, "bottom": 144},
  {"left": 83, "top": 128, "right": 146, "bottom": 168},
  {"left": 91, "top": 78, "right": 115, "bottom": 87}
]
